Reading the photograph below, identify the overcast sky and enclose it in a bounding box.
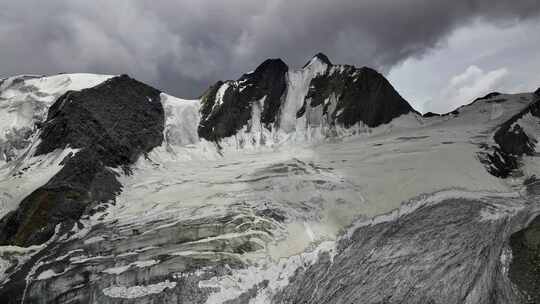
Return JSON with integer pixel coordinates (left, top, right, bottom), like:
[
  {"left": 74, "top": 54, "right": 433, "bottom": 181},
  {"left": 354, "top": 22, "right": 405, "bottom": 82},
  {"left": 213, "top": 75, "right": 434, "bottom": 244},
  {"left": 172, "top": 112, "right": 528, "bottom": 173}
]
[{"left": 1, "top": 0, "right": 539, "bottom": 113}]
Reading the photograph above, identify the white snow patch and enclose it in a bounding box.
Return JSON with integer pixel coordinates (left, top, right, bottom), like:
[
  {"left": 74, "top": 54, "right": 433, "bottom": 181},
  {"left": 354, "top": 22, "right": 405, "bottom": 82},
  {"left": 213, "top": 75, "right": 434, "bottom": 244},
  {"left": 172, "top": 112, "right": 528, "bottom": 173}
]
[
  {"left": 103, "top": 280, "right": 177, "bottom": 299},
  {"left": 279, "top": 59, "right": 328, "bottom": 133},
  {"left": 500, "top": 247, "right": 513, "bottom": 277},
  {"left": 36, "top": 269, "right": 60, "bottom": 281},
  {"left": 102, "top": 260, "right": 160, "bottom": 275},
  {"left": 83, "top": 236, "right": 105, "bottom": 245},
  {"left": 214, "top": 83, "right": 230, "bottom": 108}
]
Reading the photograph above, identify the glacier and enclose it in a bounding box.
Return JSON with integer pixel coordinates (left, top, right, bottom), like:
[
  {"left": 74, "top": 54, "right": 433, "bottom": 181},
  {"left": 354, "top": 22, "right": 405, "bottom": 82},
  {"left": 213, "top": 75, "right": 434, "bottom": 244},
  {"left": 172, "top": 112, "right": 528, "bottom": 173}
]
[{"left": 0, "top": 55, "right": 539, "bottom": 303}]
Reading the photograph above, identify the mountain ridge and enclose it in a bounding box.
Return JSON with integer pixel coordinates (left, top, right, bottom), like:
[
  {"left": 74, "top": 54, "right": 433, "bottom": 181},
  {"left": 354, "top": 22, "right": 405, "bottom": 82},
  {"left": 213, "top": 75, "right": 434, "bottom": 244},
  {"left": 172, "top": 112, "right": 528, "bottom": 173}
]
[{"left": 198, "top": 53, "right": 419, "bottom": 144}]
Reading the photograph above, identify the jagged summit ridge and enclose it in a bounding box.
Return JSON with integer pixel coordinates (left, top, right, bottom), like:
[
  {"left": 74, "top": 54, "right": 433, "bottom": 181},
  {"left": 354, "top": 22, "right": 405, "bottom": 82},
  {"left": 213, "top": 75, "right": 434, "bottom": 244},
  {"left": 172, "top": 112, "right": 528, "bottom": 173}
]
[
  {"left": 303, "top": 64, "right": 417, "bottom": 128},
  {"left": 198, "top": 58, "right": 288, "bottom": 141},
  {"left": 303, "top": 52, "right": 333, "bottom": 68},
  {"left": 198, "top": 53, "right": 418, "bottom": 143}
]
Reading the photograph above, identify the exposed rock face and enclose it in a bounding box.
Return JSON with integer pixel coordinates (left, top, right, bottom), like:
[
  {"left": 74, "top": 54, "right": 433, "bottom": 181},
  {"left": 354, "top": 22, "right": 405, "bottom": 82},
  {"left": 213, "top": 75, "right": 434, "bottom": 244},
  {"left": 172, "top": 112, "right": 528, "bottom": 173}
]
[
  {"left": 474, "top": 92, "right": 502, "bottom": 102},
  {"left": 480, "top": 98, "right": 540, "bottom": 178},
  {"left": 198, "top": 59, "right": 288, "bottom": 141},
  {"left": 0, "top": 74, "right": 114, "bottom": 163},
  {"left": 0, "top": 75, "right": 164, "bottom": 247},
  {"left": 302, "top": 52, "right": 332, "bottom": 68},
  {"left": 535, "top": 87, "right": 540, "bottom": 97},
  {"left": 302, "top": 65, "right": 416, "bottom": 127},
  {"left": 198, "top": 54, "right": 417, "bottom": 142},
  {"left": 35, "top": 75, "right": 164, "bottom": 165},
  {"left": 509, "top": 215, "right": 540, "bottom": 303}
]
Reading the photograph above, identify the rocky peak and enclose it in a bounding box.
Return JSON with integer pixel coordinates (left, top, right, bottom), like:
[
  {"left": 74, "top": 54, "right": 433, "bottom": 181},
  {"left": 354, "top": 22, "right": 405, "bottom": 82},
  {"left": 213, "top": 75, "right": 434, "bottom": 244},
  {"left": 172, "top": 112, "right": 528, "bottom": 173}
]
[
  {"left": 198, "top": 55, "right": 418, "bottom": 144},
  {"left": 303, "top": 52, "right": 333, "bottom": 68},
  {"left": 35, "top": 74, "right": 164, "bottom": 166},
  {"left": 198, "top": 59, "right": 288, "bottom": 141},
  {"left": 474, "top": 92, "right": 502, "bottom": 102},
  {"left": 303, "top": 64, "right": 417, "bottom": 128},
  {"left": 242, "top": 58, "right": 288, "bottom": 80},
  {"left": 0, "top": 74, "right": 164, "bottom": 247}
]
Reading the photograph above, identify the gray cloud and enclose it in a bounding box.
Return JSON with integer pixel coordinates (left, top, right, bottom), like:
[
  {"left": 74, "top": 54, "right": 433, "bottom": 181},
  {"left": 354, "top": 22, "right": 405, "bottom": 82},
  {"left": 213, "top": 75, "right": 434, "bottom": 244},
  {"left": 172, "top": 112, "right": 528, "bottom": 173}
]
[{"left": 1, "top": 0, "right": 539, "bottom": 98}]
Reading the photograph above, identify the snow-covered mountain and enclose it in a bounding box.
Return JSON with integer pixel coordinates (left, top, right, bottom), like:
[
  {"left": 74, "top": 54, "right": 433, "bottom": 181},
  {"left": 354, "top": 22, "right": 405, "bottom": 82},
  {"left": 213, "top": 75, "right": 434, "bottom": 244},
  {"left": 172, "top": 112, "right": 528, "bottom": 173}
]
[
  {"left": 198, "top": 54, "right": 419, "bottom": 148},
  {"left": 0, "top": 54, "right": 539, "bottom": 304},
  {"left": 0, "top": 74, "right": 113, "bottom": 163}
]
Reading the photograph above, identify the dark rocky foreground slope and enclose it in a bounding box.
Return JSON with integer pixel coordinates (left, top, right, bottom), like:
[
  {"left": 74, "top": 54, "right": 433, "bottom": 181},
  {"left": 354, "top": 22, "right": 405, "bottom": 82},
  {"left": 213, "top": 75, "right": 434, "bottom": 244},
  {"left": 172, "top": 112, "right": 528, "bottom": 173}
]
[
  {"left": 274, "top": 196, "right": 534, "bottom": 304},
  {"left": 510, "top": 214, "right": 540, "bottom": 304}
]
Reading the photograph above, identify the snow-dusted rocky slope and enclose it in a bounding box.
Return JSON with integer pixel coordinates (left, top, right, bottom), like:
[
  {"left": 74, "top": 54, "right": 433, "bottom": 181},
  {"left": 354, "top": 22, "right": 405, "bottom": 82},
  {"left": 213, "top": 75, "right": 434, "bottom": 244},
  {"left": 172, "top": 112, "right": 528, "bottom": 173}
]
[
  {"left": 0, "top": 55, "right": 539, "bottom": 303},
  {"left": 0, "top": 74, "right": 113, "bottom": 162},
  {"left": 198, "top": 54, "right": 419, "bottom": 149}
]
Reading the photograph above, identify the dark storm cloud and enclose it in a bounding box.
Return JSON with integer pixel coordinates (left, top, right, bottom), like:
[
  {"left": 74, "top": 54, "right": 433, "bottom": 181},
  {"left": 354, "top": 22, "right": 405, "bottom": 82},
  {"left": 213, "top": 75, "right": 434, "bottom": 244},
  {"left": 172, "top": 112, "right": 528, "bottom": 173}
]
[{"left": 1, "top": 0, "right": 539, "bottom": 97}]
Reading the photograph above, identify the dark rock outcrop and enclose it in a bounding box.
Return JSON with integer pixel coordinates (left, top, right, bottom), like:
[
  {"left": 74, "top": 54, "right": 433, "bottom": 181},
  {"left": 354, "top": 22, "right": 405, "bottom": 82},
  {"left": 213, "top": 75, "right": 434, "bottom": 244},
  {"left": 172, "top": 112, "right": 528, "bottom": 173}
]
[
  {"left": 535, "top": 87, "right": 540, "bottom": 97},
  {"left": 302, "top": 52, "right": 332, "bottom": 68},
  {"left": 0, "top": 75, "right": 164, "bottom": 246},
  {"left": 198, "top": 59, "right": 288, "bottom": 141},
  {"left": 474, "top": 92, "right": 502, "bottom": 102},
  {"left": 422, "top": 111, "right": 441, "bottom": 118},
  {"left": 303, "top": 66, "right": 417, "bottom": 127},
  {"left": 509, "top": 215, "right": 540, "bottom": 303},
  {"left": 479, "top": 99, "right": 540, "bottom": 178},
  {"left": 35, "top": 74, "right": 164, "bottom": 166}
]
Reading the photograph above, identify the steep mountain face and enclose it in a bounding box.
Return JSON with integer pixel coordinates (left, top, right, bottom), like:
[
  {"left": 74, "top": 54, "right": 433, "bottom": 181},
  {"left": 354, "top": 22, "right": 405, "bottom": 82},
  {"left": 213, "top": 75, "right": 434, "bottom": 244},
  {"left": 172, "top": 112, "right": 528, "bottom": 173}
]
[
  {"left": 0, "top": 74, "right": 113, "bottom": 163},
  {"left": 485, "top": 101, "right": 539, "bottom": 177},
  {"left": 198, "top": 53, "right": 418, "bottom": 145},
  {"left": 199, "top": 59, "right": 288, "bottom": 141},
  {"left": 0, "top": 56, "right": 539, "bottom": 304},
  {"left": 0, "top": 75, "right": 164, "bottom": 247},
  {"left": 302, "top": 59, "right": 416, "bottom": 128},
  {"left": 475, "top": 95, "right": 540, "bottom": 178}
]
